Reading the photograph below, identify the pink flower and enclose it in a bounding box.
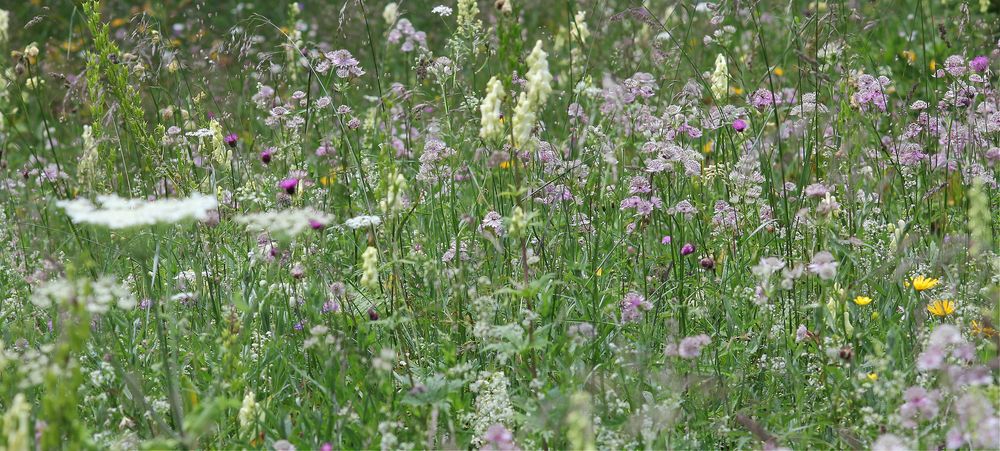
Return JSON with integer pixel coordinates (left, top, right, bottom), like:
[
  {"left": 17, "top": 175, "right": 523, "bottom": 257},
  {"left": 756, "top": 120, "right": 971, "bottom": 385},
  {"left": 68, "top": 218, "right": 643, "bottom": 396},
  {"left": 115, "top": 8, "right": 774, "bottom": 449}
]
[{"left": 279, "top": 178, "right": 299, "bottom": 194}]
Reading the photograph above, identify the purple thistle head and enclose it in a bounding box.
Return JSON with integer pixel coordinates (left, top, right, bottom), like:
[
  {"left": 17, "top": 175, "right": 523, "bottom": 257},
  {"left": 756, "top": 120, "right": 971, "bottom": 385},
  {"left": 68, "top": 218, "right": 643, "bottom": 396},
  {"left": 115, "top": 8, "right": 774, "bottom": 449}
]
[
  {"left": 661, "top": 235, "right": 672, "bottom": 245},
  {"left": 260, "top": 148, "right": 274, "bottom": 164},
  {"left": 970, "top": 55, "right": 990, "bottom": 73},
  {"left": 700, "top": 257, "right": 715, "bottom": 270},
  {"left": 309, "top": 219, "right": 326, "bottom": 230},
  {"left": 368, "top": 308, "right": 380, "bottom": 321},
  {"left": 279, "top": 178, "right": 299, "bottom": 194},
  {"left": 680, "top": 243, "right": 696, "bottom": 256},
  {"left": 732, "top": 118, "right": 748, "bottom": 132},
  {"left": 224, "top": 133, "right": 238, "bottom": 148}
]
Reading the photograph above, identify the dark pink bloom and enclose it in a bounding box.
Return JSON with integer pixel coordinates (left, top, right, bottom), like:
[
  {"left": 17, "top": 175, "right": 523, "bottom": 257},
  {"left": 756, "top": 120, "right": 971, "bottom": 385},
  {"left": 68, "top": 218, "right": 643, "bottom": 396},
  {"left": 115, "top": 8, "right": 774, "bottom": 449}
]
[{"left": 279, "top": 178, "right": 298, "bottom": 194}]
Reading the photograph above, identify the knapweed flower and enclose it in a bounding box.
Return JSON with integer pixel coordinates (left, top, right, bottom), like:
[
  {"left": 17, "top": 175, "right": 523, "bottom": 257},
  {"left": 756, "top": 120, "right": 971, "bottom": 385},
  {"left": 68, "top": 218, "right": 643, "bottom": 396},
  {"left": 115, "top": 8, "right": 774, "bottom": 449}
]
[
  {"left": 970, "top": 55, "right": 990, "bottom": 73},
  {"left": 224, "top": 133, "right": 238, "bottom": 148},
  {"left": 927, "top": 300, "right": 956, "bottom": 317},
  {"left": 853, "top": 295, "right": 873, "bottom": 306},
  {"left": 279, "top": 178, "right": 299, "bottom": 194},
  {"left": 732, "top": 118, "right": 747, "bottom": 132},
  {"left": 661, "top": 235, "right": 671, "bottom": 244},
  {"left": 909, "top": 275, "right": 940, "bottom": 291},
  {"left": 260, "top": 148, "right": 273, "bottom": 164},
  {"left": 680, "top": 243, "right": 696, "bottom": 256}
]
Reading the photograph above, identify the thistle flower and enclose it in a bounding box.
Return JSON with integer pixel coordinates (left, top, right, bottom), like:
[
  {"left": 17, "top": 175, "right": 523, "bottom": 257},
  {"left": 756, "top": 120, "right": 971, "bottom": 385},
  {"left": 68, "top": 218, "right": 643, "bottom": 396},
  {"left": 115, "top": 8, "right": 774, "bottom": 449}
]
[
  {"left": 479, "top": 76, "right": 506, "bottom": 140},
  {"left": 970, "top": 55, "right": 990, "bottom": 73},
  {"left": 511, "top": 41, "right": 553, "bottom": 149},
  {"left": 927, "top": 300, "right": 956, "bottom": 317},
  {"left": 57, "top": 193, "right": 218, "bottom": 229},
  {"left": 224, "top": 133, "right": 238, "bottom": 148},
  {"left": 260, "top": 148, "right": 273, "bottom": 164},
  {"left": 279, "top": 178, "right": 299, "bottom": 194},
  {"left": 732, "top": 118, "right": 747, "bottom": 132}
]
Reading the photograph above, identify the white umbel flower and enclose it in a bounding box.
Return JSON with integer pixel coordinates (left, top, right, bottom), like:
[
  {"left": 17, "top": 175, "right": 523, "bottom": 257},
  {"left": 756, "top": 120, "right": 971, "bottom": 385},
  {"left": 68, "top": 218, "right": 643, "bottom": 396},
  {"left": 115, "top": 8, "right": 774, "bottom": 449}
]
[
  {"left": 236, "top": 208, "right": 333, "bottom": 239},
  {"left": 344, "top": 215, "right": 382, "bottom": 230},
  {"left": 57, "top": 193, "right": 217, "bottom": 229},
  {"left": 479, "top": 76, "right": 506, "bottom": 140},
  {"left": 31, "top": 276, "right": 136, "bottom": 312},
  {"left": 511, "top": 41, "right": 553, "bottom": 149}
]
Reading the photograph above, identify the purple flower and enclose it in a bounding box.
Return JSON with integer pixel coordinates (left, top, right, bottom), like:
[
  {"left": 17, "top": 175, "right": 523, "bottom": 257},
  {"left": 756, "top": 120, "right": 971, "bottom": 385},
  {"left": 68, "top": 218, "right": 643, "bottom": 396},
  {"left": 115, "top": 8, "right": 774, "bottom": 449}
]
[
  {"left": 279, "top": 178, "right": 299, "bottom": 194},
  {"left": 970, "top": 55, "right": 990, "bottom": 73},
  {"left": 680, "top": 243, "right": 696, "bottom": 256},
  {"left": 309, "top": 219, "right": 326, "bottom": 230},
  {"left": 620, "top": 291, "right": 652, "bottom": 323},
  {"left": 260, "top": 148, "right": 273, "bottom": 164},
  {"left": 732, "top": 118, "right": 748, "bottom": 132},
  {"left": 677, "top": 334, "right": 711, "bottom": 358},
  {"left": 224, "top": 133, "right": 238, "bottom": 148},
  {"left": 482, "top": 423, "right": 518, "bottom": 451},
  {"left": 661, "top": 235, "right": 672, "bottom": 245},
  {"left": 368, "top": 308, "right": 379, "bottom": 321}
]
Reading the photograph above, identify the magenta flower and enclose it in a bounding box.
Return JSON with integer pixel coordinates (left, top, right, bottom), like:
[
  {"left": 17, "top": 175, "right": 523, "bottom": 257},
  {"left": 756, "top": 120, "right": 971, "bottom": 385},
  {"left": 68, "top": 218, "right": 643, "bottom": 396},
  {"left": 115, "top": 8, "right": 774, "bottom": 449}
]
[
  {"left": 260, "top": 148, "right": 274, "bottom": 164},
  {"left": 680, "top": 243, "right": 696, "bottom": 256},
  {"left": 279, "top": 178, "right": 299, "bottom": 194},
  {"left": 661, "top": 235, "right": 672, "bottom": 245},
  {"left": 970, "top": 55, "right": 990, "bottom": 73},
  {"left": 732, "top": 118, "right": 748, "bottom": 132},
  {"left": 224, "top": 133, "right": 238, "bottom": 148}
]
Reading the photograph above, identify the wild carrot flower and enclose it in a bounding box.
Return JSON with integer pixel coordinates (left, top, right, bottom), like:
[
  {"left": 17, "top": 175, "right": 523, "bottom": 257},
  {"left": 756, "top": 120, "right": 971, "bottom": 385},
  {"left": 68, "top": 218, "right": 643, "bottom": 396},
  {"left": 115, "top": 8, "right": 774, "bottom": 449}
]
[
  {"left": 57, "top": 193, "right": 218, "bottom": 229},
  {"left": 909, "top": 275, "right": 941, "bottom": 291},
  {"left": 927, "top": 300, "right": 956, "bottom": 317}
]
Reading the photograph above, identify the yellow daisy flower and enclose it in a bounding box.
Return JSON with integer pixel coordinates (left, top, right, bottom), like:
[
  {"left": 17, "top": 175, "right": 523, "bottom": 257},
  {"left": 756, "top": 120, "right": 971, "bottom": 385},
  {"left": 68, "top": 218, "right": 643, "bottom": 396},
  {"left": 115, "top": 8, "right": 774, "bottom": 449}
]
[
  {"left": 909, "top": 275, "right": 940, "bottom": 292},
  {"left": 853, "top": 295, "right": 873, "bottom": 306},
  {"left": 927, "top": 300, "right": 955, "bottom": 317}
]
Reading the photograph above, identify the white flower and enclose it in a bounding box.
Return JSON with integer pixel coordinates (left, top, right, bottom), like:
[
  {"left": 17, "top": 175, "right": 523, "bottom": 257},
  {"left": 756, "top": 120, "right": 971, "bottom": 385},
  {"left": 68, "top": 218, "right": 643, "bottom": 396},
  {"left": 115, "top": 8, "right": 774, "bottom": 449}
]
[
  {"left": 432, "top": 5, "right": 453, "bottom": 16},
  {"left": 479, "top": 76, "right": 506, "bottom": 140},
  {"left": 710, "top": 53, "right": 729, "bottom": 100},
  {"left": 236, "top": 208, "right": 333, "bottom": 239},
  {"left": 57, "top": 193, "right": 217, "bottom": 229},
  {"left": 382, "top": 2, "right": 398, "bottom": 25},
  {"left": 344, "top": 215, "right": 382, "bottom": 229},
  {"left": 30, "top": 276, "right": 136, "bottom": 313},
  {"left": 360, "top": 246, "right": 379, "bottom": 291},
  {"left": 0, "top": 9, "right": 9, "bottom": 48},
  {"left": 511, "top": 41, "right": 553, "bottom": 149}
]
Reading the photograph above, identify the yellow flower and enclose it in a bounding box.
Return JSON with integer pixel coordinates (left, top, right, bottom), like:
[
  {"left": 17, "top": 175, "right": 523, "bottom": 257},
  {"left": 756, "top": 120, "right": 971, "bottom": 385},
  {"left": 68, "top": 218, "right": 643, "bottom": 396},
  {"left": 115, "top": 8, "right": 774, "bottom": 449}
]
[
  {"left": 853, "top": 295, "right": 873, "bottom": 306},
  {"left": 927, "top": 300, "right": 956, "bottom": 317},
  {"left": 971, "top": 320, "right": 997, "bottom": 337},
  {"left": 595, "top": 267, "right": 603, "bottom": 277},
  {"left": 773, "top": 67, "right": 785, "bottom": 77},
  {"left": 703, "top": 140, "right": 713, "bottom": 154},
  {"left": 909, "top": 275, "right": 940, "bottom": 291},
  {"left": 866, "top": 372, "right": 878, "bottom": 381},
  {"left": 499, "top": 161, "right": 512, "bottom": 170}
]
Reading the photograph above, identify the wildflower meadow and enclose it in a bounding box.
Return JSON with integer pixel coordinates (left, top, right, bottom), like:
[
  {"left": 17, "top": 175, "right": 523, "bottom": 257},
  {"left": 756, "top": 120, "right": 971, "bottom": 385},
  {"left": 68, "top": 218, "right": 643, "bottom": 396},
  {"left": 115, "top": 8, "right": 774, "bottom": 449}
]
[{"left": 2, "top": 0, "right": 1000, "bottom": 449}]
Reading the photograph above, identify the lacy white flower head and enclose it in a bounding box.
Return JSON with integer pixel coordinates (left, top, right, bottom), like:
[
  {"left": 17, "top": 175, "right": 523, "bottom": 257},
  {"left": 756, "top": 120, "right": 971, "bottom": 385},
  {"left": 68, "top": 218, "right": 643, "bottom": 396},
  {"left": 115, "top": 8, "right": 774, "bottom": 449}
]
[
  {"left": 344, "top": 215, "right": 382, "bottom": 230},
  {"left": 236, "top": 208, "right": 333, "bottom": 239},
  {"left": 31, "top": 275, "right": 137, "bottom": 313},
  {"left": 57, "top": 193, "right": 218, "bottom": 229}
]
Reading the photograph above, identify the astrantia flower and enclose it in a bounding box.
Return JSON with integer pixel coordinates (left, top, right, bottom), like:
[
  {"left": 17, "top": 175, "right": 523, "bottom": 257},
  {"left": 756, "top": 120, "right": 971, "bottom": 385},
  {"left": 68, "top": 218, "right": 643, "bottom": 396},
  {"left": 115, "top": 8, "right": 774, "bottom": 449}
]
[
  {"left": 853, "top": 295, "right": 873, "bottom": 306},
  {"left": 927, "top": 300, "right": 956, "bottom": 317},
  {"left": 57, "top": 193, "right": 217, "bottom": 229},
  {"left": 807, "top": 251, "right": 838, "bottom": 280},
  {"left": 620, "top": 291, "right": 652, "bottom": 323},
  {"left": 909, "top": 275, "right": 940, "bottom": 291}
]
